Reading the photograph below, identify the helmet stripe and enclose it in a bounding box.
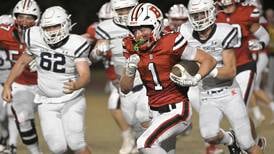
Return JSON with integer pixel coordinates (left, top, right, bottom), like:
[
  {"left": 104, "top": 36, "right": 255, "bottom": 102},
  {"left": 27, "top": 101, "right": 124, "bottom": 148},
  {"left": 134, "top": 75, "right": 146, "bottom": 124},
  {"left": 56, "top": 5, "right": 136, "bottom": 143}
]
[
  {"left": 130, "top": 4, "right": 139, "bottom": 21},
  {"left": 23, "top": 0, "right": 30, "bottom": 10},
  {"left": 131, "top": 3, "right": 144, "bottom": 21}
]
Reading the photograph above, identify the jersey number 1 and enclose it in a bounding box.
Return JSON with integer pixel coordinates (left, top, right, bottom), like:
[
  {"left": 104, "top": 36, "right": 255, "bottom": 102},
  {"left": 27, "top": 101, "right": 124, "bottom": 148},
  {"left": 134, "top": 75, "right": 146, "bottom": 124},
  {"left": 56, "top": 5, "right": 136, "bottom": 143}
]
[
  {"left": 40, "top": 52, "right": 66, "bottom": 73},
  {"left": 148, "top": 63, "right": 163, "bottom": 91}
]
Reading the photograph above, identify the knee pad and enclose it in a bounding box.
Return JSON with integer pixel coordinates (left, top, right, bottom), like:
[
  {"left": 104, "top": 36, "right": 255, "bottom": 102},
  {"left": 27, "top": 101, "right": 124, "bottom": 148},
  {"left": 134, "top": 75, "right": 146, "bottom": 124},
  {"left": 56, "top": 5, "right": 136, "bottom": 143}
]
[
  {"left": 236, "top": 132, "right": 255, "bottom": 150},
  {"left": 200, "top": 126, "right": 219, "bottom": 142},
  {"left": 67, "top": 133, "right": 86, "bottom": 151},
  {"left": 15, "top": 119, "right": 38, "bottom": 145},
  {"left": 49, "top": 143, "right": 67, "bottom": 154}
]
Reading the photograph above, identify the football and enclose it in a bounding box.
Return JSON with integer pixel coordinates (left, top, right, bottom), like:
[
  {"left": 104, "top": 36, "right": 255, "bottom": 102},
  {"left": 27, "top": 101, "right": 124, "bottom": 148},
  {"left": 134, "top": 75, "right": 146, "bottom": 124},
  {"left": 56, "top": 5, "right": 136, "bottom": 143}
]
[{"left": 171, "top": 60, "right": 199, "bottom": 77}]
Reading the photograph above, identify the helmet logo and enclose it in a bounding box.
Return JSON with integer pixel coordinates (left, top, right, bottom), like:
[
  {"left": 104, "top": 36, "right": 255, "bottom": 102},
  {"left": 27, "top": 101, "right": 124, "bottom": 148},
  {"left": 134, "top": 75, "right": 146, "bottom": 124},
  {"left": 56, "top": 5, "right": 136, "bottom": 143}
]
[{"left": 149, "top": 6, "right": 161, "bottom": 18}]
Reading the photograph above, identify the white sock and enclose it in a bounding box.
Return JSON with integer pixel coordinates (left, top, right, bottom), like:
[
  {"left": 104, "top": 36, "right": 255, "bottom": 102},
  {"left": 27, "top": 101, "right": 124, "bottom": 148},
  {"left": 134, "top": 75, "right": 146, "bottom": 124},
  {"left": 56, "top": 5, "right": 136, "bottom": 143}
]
[
  {"left": 252, "top": 106, "right": 264, "bottom": 119},
  {"left": 27, "top": 143, "right": 40, "bottom": 154},
  {"left": 8, "top": 116, "right": 18, "bottom": 146},
  {"left": 140, "top": 147, "right": 167, "bottom": 154},
  {"left": 269, "top": 102, "right": 274, "bottom": 112},
  {"left": 122, "top": 128, "right": 133, "bottom": 140},
  {"left": 220, "top": 130, "right": 233, "bottom": 145}
]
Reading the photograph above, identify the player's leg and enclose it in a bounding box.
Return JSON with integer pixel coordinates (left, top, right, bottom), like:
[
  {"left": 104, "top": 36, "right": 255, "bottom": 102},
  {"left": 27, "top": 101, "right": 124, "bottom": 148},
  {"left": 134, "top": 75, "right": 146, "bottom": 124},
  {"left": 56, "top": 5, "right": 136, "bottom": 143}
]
[
  {"left": 252, "top": 53, "right": 274, "bottom": 123},
  {"left": 134, "top": 88, "right": 150, "bottom": 137},
  {"left": 223, "top": 87, "right": 262, "bottom": 154},
  {"left": 265, "top": 55, "right": 274, "bottom": 99},
  {"left": 11, "top": 83, "right": 40, "bottom": 154},
  {"left": 235, "top": 70, "right": 259, "bottom": 138},
  {"left": 188, "top": 86, "right": 200, "bottom": 112},
  {"left": 108, "top": 82, "right": 134, "bottom": 154},
  {"left": 38, "top": 102, "right": 68, "bottom": 153},
  {"left": 0, "top": 85, "right": 9, "bottom": 151},
  {"left": 62, "top": 95, "right": 91, "bottom": 154},
  {"left": 199, "top": 96, "right": 230, "bottom": 145},
  {"left": 137, "top": 101, "right": 191, "bottom": 154}
]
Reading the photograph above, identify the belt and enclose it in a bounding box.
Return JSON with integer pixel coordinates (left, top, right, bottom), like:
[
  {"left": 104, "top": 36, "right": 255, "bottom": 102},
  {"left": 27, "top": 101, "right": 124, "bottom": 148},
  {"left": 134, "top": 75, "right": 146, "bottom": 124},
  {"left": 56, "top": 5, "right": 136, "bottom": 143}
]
[
  {"left": 131, "top": 84, "right": 143, "bottom": 93},
  {"left": 206, "top": 88, "right": 226, "bottom": 95},
  {"left": 150, "top": 103, "right": 177, "bottom": 114}
]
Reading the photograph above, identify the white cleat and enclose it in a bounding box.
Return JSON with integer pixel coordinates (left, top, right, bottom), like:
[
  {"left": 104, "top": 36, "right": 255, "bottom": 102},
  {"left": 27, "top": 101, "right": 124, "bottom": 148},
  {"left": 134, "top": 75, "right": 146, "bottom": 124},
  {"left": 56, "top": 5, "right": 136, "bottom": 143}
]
[{"left": 119, "top": 137, "right": 135, "bottom": 154}]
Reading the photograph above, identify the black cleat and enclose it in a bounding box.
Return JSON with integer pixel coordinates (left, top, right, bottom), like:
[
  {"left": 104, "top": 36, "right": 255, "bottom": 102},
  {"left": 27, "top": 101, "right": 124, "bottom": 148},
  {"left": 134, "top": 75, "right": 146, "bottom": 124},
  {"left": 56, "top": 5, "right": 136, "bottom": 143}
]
[{"left": 227, "top": 130, "right": 242, "bottom": 154}]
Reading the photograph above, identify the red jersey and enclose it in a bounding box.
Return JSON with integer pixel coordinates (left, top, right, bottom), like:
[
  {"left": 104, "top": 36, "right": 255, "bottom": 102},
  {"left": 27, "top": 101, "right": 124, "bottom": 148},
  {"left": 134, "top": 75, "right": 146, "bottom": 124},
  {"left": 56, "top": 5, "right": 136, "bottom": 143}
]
[
  {"left": 0, "top": 24, "right": 37, "bottom": 85},
  {"left": 123, "top": 33, "right": 189, "bottom": 107},
  {"left": 216, "top": 3, "right": 260, "bottom": 66}
]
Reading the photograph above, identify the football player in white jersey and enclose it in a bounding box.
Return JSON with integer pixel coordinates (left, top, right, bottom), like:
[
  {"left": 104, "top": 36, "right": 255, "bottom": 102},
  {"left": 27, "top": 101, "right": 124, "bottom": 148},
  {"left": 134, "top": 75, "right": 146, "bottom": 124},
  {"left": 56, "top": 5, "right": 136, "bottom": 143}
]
[
  {"left": 0, "top": 46, "right": 12, "bottom": 152},
  {"left": 94, "top": 0, "right": 150, "bottom": 154},
  {"left": 2, "top": 6, "right": 91, "bottom": 154},
  {"left": 177, "top": 0, "right": 263, "bottom": 153},
  {"left": 0, "top": 15, "right": 14, "bottom": 152}
]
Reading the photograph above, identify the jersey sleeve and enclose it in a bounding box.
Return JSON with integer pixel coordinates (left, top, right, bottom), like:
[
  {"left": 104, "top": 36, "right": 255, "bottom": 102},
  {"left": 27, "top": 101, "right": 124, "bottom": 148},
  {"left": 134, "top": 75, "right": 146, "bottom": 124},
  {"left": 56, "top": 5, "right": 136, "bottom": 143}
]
[
  {"left": 95, "top": 25, "right": 111, "bottom": 40},
  {"left": 74, "top": 41, "right": 91, "bottom": 64},
  {"left": 171, "top": 33, "right": 197, "bottom": 60},
  {"left": 249, "top": 6, "right": 260, "bottom": 23},
  {"left": 221, "top": 27, "right": 240, "bottom": 49},
  {"left": 23, "top": 28, "right": 34, "bottom": 56}
]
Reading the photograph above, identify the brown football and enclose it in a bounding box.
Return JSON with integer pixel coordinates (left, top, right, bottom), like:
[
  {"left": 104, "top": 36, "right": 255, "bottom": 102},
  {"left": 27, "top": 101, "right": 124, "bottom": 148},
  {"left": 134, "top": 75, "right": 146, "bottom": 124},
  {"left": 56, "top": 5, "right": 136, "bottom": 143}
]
[{"left": 171, "top": 60, "right": 199, "bottom": 77}]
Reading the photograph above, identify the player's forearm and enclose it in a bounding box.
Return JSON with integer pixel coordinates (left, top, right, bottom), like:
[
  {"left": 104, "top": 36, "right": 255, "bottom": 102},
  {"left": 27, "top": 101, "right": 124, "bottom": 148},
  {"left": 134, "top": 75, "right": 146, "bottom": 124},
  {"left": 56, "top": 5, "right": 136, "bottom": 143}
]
[
  {"left": 74, "top": 72, "right": 91, "bottom": 90},
  {"left": 120, "top": 70, "right": 134, "bottom": 94},
  {"left": 4, "top": 54, "right": 31, "bottom": 86},
  {"left": 196, "top": 50, "right": 217, "bottom": 78},
  {"left": 216, "top": 67, "right": 236, "bottom": 80}
]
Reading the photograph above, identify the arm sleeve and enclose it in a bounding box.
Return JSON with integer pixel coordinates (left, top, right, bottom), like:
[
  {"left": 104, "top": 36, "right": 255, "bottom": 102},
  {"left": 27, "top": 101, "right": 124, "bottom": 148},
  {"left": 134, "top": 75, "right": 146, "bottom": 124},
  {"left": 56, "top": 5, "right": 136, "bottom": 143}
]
[
  {"left": 172, "top": 33, "right": 197, "bottom": 60},
  {"left": 222, "top": 27, "right": 240, "bottom": 49}
]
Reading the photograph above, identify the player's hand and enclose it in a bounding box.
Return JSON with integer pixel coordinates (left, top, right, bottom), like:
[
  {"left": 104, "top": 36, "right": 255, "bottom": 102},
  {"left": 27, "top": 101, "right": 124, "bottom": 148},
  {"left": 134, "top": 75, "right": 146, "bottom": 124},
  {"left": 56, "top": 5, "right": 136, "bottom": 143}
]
[
  {"left": 125, "top": 54, "right": 140, "bottom": 77},
  {"left": 1, "top": 84, "right": 12, "bottom": 103},
  {"left": 28, "top": 59, "right": 37, "bottom": 72},
  {"left": 170, "top": 73, "right": 201, "bottom": 87},
  {"left": 248, "top": 39, "right": 264, "bottom": 51},
  {"left": 63, "top": 79, "right": 77, "bottom": 94}
]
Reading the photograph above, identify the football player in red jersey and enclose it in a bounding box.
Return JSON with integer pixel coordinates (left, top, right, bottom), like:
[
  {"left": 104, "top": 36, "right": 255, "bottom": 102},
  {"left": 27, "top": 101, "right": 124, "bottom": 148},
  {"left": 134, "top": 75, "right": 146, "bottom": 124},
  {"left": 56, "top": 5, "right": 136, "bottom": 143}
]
[
  {"left": 216, "top": 0, "right": 269, "bottom": 150},
  {"left": 120, "top": 3, "right": 216, "bottom": 153},
  {"left": 0, "top": 0, "right": 41, "bottom": 153}
]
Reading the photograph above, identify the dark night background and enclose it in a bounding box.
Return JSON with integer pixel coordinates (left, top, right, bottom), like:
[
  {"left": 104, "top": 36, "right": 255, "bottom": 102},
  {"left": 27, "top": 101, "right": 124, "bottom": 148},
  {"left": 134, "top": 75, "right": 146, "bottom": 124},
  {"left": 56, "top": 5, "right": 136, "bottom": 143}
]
[{"left": 0, "top": 0, "right": 273, "bottom": 34}]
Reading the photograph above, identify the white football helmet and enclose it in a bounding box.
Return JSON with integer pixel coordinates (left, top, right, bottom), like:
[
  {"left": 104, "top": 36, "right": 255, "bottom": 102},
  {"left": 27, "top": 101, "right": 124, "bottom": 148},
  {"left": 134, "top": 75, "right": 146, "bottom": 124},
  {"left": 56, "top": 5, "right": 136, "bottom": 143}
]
[
  {"left": 188, "top": 0, "right": 216, "bottom": 31},
  {"left": 127, "top": 3, "right": 163, "bottom": 42},
  {"left": 97, "top": 2, "right": 115, "bottom": 21},
  {"left": 40, "top": 6, "right": 71, "bottom": 45},
  {"left": 166, "top": 4, "right": 188, "bottom": 19},
  {"left": 111, "top": 0, "right": 138, "bottom": 25},
  {"left": 217, "top": 0, "right": 236, "bottom": 6},
  {"left": 12, "top": 0, "right": 40, "bottom": 24},
  {"left": 0, "top": 15, "right": 14, "bottom": 25}
]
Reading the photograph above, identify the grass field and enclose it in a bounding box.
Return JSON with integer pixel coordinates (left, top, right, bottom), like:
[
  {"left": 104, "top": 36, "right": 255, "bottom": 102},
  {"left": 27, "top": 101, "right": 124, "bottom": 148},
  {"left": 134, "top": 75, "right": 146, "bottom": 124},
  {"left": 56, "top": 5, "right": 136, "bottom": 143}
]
[{"left": 15, "top": 70, "right": 274, "bottom": 154}]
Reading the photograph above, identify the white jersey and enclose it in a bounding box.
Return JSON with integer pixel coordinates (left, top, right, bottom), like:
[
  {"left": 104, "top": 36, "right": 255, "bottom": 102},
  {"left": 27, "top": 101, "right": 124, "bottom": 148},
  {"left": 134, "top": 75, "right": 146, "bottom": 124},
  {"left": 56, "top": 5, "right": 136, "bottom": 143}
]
[
  {"left": 180, "top": 22, "right": 240, "bottom": 90},
  {"left": 0, "top": 48, "right": 12, "bottom": 83},
  {"left": 96, "top": 19, "right": 143, "bottom": 86},
  {"left": 24, "top": 26, "right": 90, "bottom": 99}
]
